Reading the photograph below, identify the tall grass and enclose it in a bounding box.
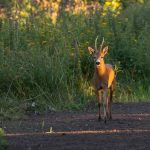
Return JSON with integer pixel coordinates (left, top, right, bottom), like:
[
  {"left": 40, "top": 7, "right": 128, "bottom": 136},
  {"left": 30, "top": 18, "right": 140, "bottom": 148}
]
[
  {"left": 0, "top": 128, "right": 7, "bottom": 150},
  {"left": 0, "top": 2, "right": 150, "bottom": 118}
]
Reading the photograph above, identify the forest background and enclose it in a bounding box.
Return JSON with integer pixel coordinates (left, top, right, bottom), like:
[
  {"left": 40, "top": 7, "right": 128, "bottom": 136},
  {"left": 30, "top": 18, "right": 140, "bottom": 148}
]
[{"left": 0, "top": 0, "right": 150, "bottom": 119}]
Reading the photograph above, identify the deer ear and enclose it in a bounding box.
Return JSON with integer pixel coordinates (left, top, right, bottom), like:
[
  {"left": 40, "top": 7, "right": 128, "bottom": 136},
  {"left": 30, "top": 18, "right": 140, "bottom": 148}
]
[
  {"left": 88, "top": 47, "right": 95, "bottom": 55},
  {"left": 102, "top": 46, "right": 108, "bottom": 55}
]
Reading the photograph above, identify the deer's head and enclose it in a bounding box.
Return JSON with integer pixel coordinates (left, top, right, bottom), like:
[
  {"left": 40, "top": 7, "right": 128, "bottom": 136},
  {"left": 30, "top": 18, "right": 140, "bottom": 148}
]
[{"left": 88, "top": 37, "right": 108, "bottom": 66}]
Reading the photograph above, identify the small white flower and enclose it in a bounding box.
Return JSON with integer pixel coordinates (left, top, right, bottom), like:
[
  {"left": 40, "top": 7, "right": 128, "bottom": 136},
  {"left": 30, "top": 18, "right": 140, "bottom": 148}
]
[{"left": 31, "top": 102, "right": 36, "bottom": 107}]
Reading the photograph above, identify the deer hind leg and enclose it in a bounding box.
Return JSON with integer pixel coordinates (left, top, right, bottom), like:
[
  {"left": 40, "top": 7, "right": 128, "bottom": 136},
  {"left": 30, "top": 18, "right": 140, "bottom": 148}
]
[
  {"left": 109, "top": 84, "right": 114, "bottom": 120},
  {"left": 103, "top": 89, "right": 109, "bottom": 124},
  {"left": 109, "top": 80, "right": 115, "bottom": 120},
  {"left": 109, "top": 88, "right": 113, "bottom": 120},
  {"left": 96, "top": 90, "right": 102, "bottom": 121}
]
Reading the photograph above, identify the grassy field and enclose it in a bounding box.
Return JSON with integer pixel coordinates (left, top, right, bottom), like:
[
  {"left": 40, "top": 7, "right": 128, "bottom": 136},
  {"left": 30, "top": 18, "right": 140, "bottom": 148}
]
[{"left": 0, "top": 1, "right": 150, "bottom": 118}]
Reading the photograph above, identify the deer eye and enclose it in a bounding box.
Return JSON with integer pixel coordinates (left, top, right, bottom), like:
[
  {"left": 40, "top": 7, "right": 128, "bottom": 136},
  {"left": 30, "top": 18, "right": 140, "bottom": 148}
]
[{"left": 93, "top": 56, "right": 96, "bottom": 60}]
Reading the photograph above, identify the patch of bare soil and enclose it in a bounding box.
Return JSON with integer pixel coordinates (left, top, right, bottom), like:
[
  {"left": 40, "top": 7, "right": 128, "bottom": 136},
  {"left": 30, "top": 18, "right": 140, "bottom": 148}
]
[{"left": 1, "top": 102, "right": 150, "bottom": 150}]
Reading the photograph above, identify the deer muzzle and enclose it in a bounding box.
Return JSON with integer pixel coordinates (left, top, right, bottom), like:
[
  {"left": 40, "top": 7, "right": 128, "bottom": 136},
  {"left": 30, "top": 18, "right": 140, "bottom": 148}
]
[{"left": 96, "top": 61, "right": 100, "bottom": 65}]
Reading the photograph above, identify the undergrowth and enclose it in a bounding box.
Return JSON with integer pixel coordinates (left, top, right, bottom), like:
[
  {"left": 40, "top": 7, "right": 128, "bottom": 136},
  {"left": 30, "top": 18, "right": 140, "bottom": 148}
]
[
  {"left": 0, "top": 128, "right": 8, "bottom": 150},
  {"left": 0, "top": 1, "right": 150, "bottom": 118}
]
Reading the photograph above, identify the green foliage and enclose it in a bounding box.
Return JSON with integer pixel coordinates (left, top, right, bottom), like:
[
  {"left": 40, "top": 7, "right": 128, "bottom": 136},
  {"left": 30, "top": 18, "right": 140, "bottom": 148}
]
[
  {"left": 110, "top": 3, "right": 150, "bottom": 79},
  {"left": 0, "top": 128, "right": 8, "bottom": 150},
  {"left": 0, "top": 1, "right": 150, "bottom": 118},
  {"left": 0, "top": 0, "right": 12, "bottom": 7}
]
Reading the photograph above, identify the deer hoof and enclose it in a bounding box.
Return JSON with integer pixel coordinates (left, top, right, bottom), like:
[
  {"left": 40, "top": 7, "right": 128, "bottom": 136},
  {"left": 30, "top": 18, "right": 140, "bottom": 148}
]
[
  {"left": 109, "top": 116, "right": 112, "bottom": 120},
  {"left": 98, "top": 116, "right": 101, "bottom": 121},
  {"left": 106, "top": 112, "right": 109, "bottom": 118}
]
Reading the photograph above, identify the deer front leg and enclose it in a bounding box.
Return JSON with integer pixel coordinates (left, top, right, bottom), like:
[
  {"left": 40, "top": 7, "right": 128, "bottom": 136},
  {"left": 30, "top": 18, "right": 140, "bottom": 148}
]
[
  {"left": 96, "top": 90, "right": 102, "bottom": 121},
  {"left": 103, "top": 89, "right": 109, "bottom": 124}
]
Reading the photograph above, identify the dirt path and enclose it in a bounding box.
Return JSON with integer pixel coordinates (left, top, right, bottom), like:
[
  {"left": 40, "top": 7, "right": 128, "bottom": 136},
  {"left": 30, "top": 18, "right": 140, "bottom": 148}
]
[{"left": 2, "top": 103, "right": 150, "bottom": 150}]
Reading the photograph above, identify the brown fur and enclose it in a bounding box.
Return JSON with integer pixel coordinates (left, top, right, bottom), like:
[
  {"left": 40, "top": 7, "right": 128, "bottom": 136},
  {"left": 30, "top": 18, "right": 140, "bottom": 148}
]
[{"left": 88, "top": 46, "right": 115, "bottom": 123}]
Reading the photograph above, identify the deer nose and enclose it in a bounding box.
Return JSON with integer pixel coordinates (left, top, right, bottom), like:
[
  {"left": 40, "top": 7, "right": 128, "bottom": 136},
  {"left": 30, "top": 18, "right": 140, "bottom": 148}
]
[{"left": 96, "top": 61, "right": 100, "bottom": 65}]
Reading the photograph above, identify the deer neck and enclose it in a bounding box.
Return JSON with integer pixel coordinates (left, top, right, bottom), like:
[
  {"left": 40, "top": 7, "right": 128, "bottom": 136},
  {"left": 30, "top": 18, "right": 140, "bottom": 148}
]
[{"left": 96, "top": 61, "right": 106, "bottom": 77}]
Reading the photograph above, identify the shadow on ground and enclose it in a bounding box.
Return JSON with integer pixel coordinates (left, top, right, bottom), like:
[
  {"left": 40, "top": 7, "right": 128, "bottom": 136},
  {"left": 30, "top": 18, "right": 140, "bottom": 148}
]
[{"left": 1, "top": 103, "right": 150, "bottom": 150}]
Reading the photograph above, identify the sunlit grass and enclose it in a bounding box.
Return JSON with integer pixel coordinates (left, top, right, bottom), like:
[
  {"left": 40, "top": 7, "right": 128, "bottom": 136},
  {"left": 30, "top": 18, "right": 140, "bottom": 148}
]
[{"left": 5, "top": 128, "right": 150, "bottom": 137}]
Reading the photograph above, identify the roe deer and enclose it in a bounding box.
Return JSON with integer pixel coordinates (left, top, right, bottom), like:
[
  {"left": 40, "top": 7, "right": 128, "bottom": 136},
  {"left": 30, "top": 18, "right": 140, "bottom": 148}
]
[{"left": 88, "top": 38, "right": 115, "bottom": 123}]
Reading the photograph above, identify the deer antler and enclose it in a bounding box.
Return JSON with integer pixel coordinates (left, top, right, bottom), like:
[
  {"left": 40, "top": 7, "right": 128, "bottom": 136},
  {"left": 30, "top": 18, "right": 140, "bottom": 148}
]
[
  {"left": 95, "top": 36, "right": 99, "bottom": 52},
  {"left": 100, "top": 37, "right": 105, "bottom": 51}
]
